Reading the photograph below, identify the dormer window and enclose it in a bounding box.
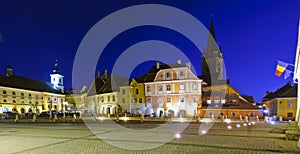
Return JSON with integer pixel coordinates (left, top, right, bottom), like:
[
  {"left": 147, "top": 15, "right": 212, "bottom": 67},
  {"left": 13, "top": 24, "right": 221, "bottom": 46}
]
[
  {"left": 166, "top": 72, "right": 170, "bottom": 80},
  {"left": 180, "top": 71, "right": 184, "bottom": 77}
]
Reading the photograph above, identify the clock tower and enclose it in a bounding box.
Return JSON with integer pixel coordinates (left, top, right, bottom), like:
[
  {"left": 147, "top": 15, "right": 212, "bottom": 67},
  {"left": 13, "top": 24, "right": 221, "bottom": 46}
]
[{"left": 50, "top": 60, "right": 64, "bottom": 92}]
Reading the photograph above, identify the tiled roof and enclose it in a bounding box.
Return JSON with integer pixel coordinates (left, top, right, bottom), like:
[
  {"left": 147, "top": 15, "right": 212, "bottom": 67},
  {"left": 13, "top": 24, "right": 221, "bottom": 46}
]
[
  {"left": 97, "top": 74, "right": 129, "bottom": 94},
  {"left": 0, "top": 74, "right": 62, "bottom": 94},
  {"left": 136, "top": 63, "right": 186, "bottom": 83},
  {"left": 262, "top": 82, "right": 295, "bottom": 101}
]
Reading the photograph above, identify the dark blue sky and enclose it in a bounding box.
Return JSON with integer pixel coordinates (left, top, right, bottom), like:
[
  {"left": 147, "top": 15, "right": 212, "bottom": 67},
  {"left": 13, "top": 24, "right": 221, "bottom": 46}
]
[{"left": 0, "top": 1, "right": 299, "bottom": 102}]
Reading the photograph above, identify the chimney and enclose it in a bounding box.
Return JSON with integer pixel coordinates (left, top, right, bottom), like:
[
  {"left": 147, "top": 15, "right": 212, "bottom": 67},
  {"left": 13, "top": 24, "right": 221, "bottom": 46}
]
[
  {"left": 177, "top": 59, "right": 181, "bottom": 64},
  {"left": 97, "top": 70, "right": 100, "bottom": 78},
  {"left": 186, "top": 62, "right": 191, "bottom": 69},
  {"left": 156, "top": 62, "right": 160, "bottom": 69}
]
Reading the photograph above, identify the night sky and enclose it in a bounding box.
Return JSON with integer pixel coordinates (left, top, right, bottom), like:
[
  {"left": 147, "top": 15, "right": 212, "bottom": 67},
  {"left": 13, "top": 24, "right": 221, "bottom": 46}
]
[{"left": 0, "top": 0, "right": 299, "bottom": 103}]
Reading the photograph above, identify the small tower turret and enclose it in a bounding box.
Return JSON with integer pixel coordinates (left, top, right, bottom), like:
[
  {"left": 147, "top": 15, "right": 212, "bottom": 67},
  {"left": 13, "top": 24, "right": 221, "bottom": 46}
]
[
  {"left": 50, "top": 60, "right": 64, "bottom": 92},
  {"left": 6, "top": 64, "right": 13, "bottom": 76}
]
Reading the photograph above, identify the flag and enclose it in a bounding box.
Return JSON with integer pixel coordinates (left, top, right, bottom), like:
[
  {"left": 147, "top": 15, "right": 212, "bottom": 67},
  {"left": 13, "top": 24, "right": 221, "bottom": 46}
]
[
  {"left": 275, "top": 60, "right": 289, "bottom": 77},
  {"left": 284, "top": 69, "right": 292, "bottom": 79}
]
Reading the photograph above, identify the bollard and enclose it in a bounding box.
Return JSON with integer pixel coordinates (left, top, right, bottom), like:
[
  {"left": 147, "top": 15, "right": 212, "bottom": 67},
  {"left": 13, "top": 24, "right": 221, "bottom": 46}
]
[
  {"left": 73, "top": 113, "right": 77, "bottom": 122},
  {"left": 140, "top": 114, "right": 144, "bottom": 123},
  {"left": 33, "top": 114, "right": 36, "bottom": 122},
  {"left": 256, "top": 115, "right": 259, "bottom": 122},
  {"left": 221, "top": 116, "right": 224, "bottom": 123},
  {"left": 116, "top": 114, "right": 119, "bottom": 123},
  {"left": 15, "top": 113, "right": 19, "bottom": 122},
  {"left": 240, "top": 115, "right": 243, "bottom": 121},
  {"left": 54, "top": 114, "right": 57, "bottom": 122},
  {"left": 245, "top": 116, "right": 249, "bottom": 123}
]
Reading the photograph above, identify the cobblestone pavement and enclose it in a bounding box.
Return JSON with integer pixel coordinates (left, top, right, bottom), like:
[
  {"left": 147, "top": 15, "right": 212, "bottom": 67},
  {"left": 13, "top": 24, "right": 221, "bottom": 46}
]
[{"left": 0, "top": 122, "right": 299, "bottom": 154}]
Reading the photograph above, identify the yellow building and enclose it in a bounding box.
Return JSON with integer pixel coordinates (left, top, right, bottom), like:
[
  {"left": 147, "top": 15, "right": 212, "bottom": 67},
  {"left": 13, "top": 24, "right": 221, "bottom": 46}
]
[
  {"left": 118, "top": 79, "right": 146, "bottom": 115},
  {"left": 263, "top": 82, "right": 297, "bottom": 120},
  {"left": 0, "top": 61, "right": 66, "bottom": 116}
]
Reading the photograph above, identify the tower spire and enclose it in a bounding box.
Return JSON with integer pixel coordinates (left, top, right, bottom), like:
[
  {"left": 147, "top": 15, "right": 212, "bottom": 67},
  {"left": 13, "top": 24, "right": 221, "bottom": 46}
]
[
  {"left": 206, "top": 14, "right": 219, "bottom": 53},
  {"left": 53, "top": 59, "right": 60, "bottom": 74}
]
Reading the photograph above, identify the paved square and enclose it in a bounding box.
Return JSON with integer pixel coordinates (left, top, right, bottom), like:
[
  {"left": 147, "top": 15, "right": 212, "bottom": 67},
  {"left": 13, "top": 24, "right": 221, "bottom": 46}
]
[{"left": 0, "top": 122, "right": 299, "bottom": 154}]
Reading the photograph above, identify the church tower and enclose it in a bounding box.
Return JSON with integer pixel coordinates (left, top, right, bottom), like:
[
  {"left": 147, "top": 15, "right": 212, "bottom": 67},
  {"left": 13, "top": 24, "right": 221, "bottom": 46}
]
[
  {"left": 50, "top": 60, "right": 64, "bottom": 92},
  {"left": 202, "top": 16, "right": 224, "bottom": 85}
]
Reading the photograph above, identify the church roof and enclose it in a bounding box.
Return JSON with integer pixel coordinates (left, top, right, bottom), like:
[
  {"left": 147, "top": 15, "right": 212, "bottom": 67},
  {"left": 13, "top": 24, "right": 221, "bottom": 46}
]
[{"left": 0, "top": 74, "right": 63, "bottom": 94}]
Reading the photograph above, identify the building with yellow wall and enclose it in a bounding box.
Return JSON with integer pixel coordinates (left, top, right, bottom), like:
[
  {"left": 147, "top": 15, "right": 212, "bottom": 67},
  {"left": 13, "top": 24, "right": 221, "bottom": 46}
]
[
  {"left": 0, "top": 61, "right": 66, "bottom": 116},
  {"left": 263, "top": 82, "right": 297, "bottom": 120}
]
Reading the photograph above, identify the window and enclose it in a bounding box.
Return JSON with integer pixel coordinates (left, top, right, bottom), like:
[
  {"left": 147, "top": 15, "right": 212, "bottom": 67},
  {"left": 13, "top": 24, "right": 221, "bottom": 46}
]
[
  {"left": 112, "top": 95, "right": 115, "bottom": 101},
  {"left": 108, "top": 96, "right": 110, "bottom": 102},
  {"left": 180, "top": 71, "right": 184, "bottom": 77},
  {"left": 135, "top": 89, "right": 139, "bottom": 94},
  {"left": 122, "top": 89, "right": 125, "bottom": 94},
  {"left": 231, "top": 112, "right": 236, "bottom": 118},
  {"left": 180, "top": 84, "right": 184, "bottom": 90},
  {"left": 13, "top": 100, "right": 16, "bottom": 103},
  {"left": 166, "top": 84, "right": 171, "bottom": 91},
  {"left": 158, "top": 85, "right": 163, "bottom": 92},
  {"left": 3, "top": 99, "right": 7, "bottom": 102},
  {"left": 3, "top": 90, "right": 6, "bottom": 94},
  {"left": 166, "top": 97, "right": 171, "bottom": 108},
  {"left": 207, "top": 100, "right": 211, "bottom": 104},
  {"left": 122, "top": 98, "right": 125, "bottom": 103},
  {"left": 288, "top": 101, "right": 293, "bottom": 107},
  {"left": 166, "top": 97, "right": 171, "bottom": 103},
  {"left": 180, "top": 96, "right": 184, "bottom": 103},
  {"left": 139, "top": 98, "right": 142, "bottom": 103},
  {"left": 54, "top": 98, "right": 57, "bottom": 102},
  {"left": 12, "top": 91, "right": 16, "bottom": 95},
  {"left": 193, "top": 84, "right": 197, "bottom": 90},
  {"left": 29, "top": 94, "right": 32, "bottom": 97},
  {"left": 101, "top": 96, "right": 104, "bottom": 102},
  {"left": 250, "top": 112, "right": 254, "bottom": 117},
  {"left": 147, "top": 98, "right": 152, "bottom": 104},
  {"left": 21, "top": 93, "right": 24, "bottom": 96},
  {"left": 146, "top": 86, "right": 151, "bottom": 92},
  {"left": 287, "top": 112, "right": 293, "bottom": 117},
  {"left": 166, "top": 72, "right": 170, "bottom": 80},
  {"left": 193, "top": 96, "right": 197, "bottom": 103}
]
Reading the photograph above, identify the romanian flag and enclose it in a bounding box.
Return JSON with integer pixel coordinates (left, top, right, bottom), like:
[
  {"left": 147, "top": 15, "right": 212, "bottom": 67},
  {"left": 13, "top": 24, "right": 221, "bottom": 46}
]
[{"left": 275, "top": 60, "right": 289, "bottom": 77}]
